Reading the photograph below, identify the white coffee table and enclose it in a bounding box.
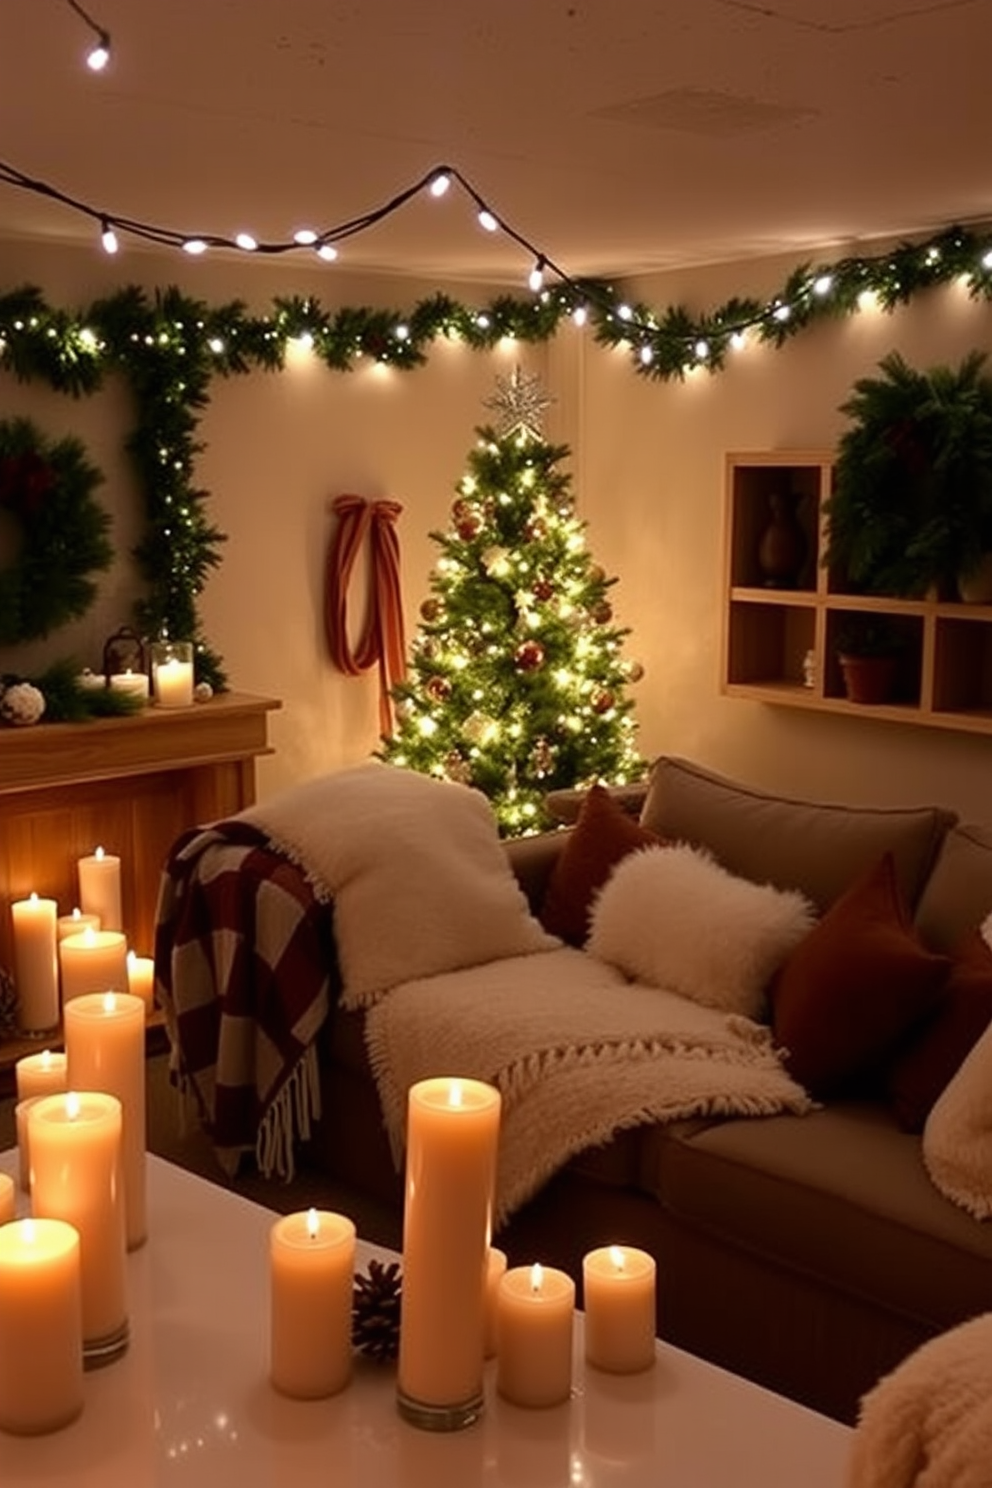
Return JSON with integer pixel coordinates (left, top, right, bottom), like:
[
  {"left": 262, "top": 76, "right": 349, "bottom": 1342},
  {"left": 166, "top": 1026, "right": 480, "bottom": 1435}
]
[{"left": 0, "top": 1151, "right": 852, "bottom": 1486}]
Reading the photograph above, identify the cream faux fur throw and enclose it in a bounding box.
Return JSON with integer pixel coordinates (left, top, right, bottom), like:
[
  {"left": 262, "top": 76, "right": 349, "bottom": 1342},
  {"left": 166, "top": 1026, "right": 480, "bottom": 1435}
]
[
  {"left": 364, "top": 945, "right": 814, "bottom": 1227},
  {"left": 847, "top": 1312, "right": 992, "bottom": 1488}
]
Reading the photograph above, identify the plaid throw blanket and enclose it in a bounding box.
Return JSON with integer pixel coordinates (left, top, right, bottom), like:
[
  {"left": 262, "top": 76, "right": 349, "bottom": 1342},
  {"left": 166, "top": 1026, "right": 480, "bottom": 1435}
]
[{"left": 153, "top": 820, "right": 337, "bottom": 1179}]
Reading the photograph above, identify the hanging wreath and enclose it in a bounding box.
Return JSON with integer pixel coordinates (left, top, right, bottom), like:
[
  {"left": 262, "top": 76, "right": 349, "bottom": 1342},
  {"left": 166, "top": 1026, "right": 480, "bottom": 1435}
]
[{"left": 0, "top": 416, "right": 112, "bottom": 645}]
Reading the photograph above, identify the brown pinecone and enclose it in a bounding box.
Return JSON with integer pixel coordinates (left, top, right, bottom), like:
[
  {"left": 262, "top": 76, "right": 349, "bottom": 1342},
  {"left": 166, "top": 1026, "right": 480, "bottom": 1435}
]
[{"left": 352, "top": 1258, "right": 402, "bottom": 1362}]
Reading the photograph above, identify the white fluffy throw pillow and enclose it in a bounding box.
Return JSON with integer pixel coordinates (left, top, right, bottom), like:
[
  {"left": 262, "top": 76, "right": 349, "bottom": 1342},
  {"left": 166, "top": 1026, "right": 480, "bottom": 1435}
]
[
  {"left": 924, "top": 910, "right": 992, "bottom": 1221},
  {"left": 244, "top": 762, "right": 559, "bottom": 1008},
  {"left": 587, "top": 842, "right": 816, "bottom": 1018}
]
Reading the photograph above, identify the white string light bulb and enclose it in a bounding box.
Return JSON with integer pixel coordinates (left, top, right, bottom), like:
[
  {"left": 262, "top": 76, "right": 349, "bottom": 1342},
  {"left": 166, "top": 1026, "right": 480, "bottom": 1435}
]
[
  {"left": 100, "top": 220, "right": 118, "bottom": 254},
  {"left": 429, "top": 173, "right": 451, "bottom": 197},
  {"left": 293, "top": 228, "right": 318, "bottom": 246},
  {"left": 182, "top": 239, "right": 208, "bottom": 256},
  {"left": 316, "top": 244, "right": 338, "bottom": 262},
  {"left": 235, "top": 232, "right": 258, "bottom": 252},
  {"left": 478, "top": 209, "right": 499, "bottom": 233}
]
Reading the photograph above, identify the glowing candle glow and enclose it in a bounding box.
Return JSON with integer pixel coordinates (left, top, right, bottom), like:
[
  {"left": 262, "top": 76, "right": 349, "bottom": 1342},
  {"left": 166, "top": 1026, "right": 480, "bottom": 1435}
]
[
  {"left": 269, "top": 1208, "right": 356, "bottom": 1399},
  {"left": 77, "top": 847, "right": 122, "bottom": 933},
  {"left": 58, "top": 927, "right": 128, "bottom": 1004},
  {"left": 496, "top": 1263, "right": 575, "bottom": 1408},
  {"left": 15, "top": 1049, "right": 68, "bottom": 1102}
]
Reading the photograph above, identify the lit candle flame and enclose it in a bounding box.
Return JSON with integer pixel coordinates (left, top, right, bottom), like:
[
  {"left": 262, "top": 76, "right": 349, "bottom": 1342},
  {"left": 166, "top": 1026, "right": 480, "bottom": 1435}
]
[
  {"left": 40, "top": 1050, "right": 52, "bottom": 1070},
  {"left": 448, "top": 1080, "right": 463, "bottom": 1109},
  {"left": 102, "top": 991, "right": 117, "bottom": 1013},
  {"left": 22, "top": 1218, "right": 36, "bottom": 1245},
  {"left": 66, "top": 1092, "right": 81, "bottom": 1121},
  {"left": 609, "top": 1245, "right": 626, "bottom": 1273},
  {"left": 94, "top": 846, "right": 105, "bottom": 861},
  {"left": 530, "top": 1263, "right": 544, "bottom": 1294},
  {"left": 306, "top": 1208, "right": 319, "bottom": 1240},
  {"left": 29, "top": 891, "right": 39, "bottom": 905},
  {"left": 83, "top": 927, "right": 96, "bottom": 947}
]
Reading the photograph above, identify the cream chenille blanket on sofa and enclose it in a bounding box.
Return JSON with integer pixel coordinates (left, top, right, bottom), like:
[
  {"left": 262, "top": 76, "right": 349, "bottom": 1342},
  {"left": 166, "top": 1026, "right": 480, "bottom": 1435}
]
[
  {"left": 364, "top": 947, "right": 814, "bottom": 1226},
  {"left": 238, "top": 761, "right": 812, "bottom": 1216}
]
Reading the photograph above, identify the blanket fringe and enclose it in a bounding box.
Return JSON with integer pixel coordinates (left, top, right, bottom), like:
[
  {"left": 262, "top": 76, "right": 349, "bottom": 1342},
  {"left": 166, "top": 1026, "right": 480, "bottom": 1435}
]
[{"left": 255, "top": 1042, "right": 323, "bottom": 1182}]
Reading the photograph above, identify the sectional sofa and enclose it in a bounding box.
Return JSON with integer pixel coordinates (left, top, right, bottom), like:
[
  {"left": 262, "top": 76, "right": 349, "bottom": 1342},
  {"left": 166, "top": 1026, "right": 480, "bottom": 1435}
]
[{"left": 311, "top": 755, "right": 992, "bottom": 1425}]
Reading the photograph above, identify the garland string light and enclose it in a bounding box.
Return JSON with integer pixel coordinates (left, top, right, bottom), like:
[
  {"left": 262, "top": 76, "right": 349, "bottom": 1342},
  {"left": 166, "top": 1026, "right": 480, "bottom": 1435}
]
[
  {"left": 2, "top": 186, "right": 992, "bottom": 684},
  {"left": 63, "top": 0, "right": 111, "bottom": 71}
]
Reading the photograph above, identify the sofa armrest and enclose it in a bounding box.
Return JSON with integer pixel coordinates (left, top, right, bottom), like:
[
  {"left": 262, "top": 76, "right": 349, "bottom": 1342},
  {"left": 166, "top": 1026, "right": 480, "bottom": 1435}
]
[{"left": 504, "top": 829, "right": 568, "bottom": 913}]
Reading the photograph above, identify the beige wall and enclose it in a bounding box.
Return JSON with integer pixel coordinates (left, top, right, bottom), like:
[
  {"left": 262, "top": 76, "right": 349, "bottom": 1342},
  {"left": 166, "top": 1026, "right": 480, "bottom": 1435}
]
[{"left": 2, "top": 235, "right": 991, "bottom": 820}]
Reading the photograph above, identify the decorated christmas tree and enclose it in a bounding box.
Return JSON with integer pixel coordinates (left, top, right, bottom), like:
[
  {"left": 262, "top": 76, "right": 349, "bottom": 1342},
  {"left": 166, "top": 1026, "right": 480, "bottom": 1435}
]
[{"left": 380, "top": 369, "right": 646, "bottom": 834}]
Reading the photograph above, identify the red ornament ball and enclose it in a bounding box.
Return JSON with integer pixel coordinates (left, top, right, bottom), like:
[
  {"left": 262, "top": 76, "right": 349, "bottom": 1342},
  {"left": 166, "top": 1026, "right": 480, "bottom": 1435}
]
[
  {"left": 452, "top": 498, "right": 473, "bottom": 522},
  {"left": 592, "top": 600, "right": 613, "bottom": 624},
  {"left": 426, "top": 675, "right": 451, "bottom": 703},
  {"left": 456, "top": 516, "right": 482, "bottom": 542},
  {"left": 532, "top": 578, "right": 555, "bottom": 602},
  {"left": 420, "top": 598, "right": 442, "bottom": 622},
  {"left": 591, "top": 688, "right": 615, "bottom": 714},
  {"left": 514, "top": 640, "right": 545, "bottom": 672}
]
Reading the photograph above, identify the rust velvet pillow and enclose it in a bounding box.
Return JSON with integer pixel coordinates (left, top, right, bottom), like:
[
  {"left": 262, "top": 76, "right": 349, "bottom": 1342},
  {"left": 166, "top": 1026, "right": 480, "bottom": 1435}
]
[
  {"left": 539, "top": 783, "right": 660, "bottom": 946},
  {"left": 884, "top": 928, "right": 992, "bottom": 1132},
  {"left": 769, "top": 853, "right": 951, "bottom": 1098}
]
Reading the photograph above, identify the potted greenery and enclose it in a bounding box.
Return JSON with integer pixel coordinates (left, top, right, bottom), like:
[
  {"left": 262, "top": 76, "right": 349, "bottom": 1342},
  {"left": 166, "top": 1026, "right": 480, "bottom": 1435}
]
[
  {"left": 834, "top": 615, "right": 905, "bottom": 705},
  {"left": 823, "top": 350, "right": 992, "bottom": 598}
]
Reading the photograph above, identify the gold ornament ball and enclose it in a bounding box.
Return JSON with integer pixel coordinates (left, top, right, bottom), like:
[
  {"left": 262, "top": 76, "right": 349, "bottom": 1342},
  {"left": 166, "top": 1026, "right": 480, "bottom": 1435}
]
[
  {"left": 420, "top": 598, "right": 442, "bottom": 622},
  {"left": 627, "top": 660, "right": 646, "bottom": 683}
]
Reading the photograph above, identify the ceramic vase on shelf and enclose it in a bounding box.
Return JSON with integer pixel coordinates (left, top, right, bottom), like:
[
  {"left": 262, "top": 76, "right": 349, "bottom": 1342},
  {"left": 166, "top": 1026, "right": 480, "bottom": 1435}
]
[
  {"left": 757, "top": 490, "right": 807, "bottom": 589},
  {"left": 957, "top": 553, "right": 992, "bottom": 604}
]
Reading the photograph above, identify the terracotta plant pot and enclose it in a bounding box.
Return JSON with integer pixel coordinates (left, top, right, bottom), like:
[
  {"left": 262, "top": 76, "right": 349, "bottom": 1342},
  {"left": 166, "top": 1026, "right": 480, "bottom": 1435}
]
[{"left": 839, "top": 653, "right": 898, "bottom": 705}]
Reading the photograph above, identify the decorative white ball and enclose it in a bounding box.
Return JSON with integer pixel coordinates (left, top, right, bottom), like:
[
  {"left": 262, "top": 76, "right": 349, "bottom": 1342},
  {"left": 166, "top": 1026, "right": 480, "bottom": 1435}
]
[
  {"left": 0, "top": 681, "right": 46, "bottom": 726},
  {"left": 193, "top": 680, "right": 214, "bottom": 702}
]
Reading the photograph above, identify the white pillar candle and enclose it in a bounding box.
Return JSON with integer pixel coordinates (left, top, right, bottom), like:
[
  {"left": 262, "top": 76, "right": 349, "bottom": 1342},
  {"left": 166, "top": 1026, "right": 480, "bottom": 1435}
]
[
  {"left": 59, "top": 927, "right": 129, "bottom": 1004},
  {"left": 15, "top": 1048, "right": 68, "bottom": 1102},
  {"left": 15, "top": 1097, "right": 43, "bottom": 1194},
  {"left": 397, "top": 1076, "right": 501, "bottom": 1429},
  {"left": 125, "top": 951, "right": 155, "bottom": 1015},
  {"left": 64, "top": 991, "right": 147, "bottom": 1251},
  {"left": 269, "top": 1208, "right": 356, "bottom": 1399},
  {"left": 0, "top": 1175, "right": 14, "bottom": 1225},
  {"left": 108, "top": 670, "right": 149, "bottom": 702},
  {"left": 57, "top": 909, "right": 101, "bottom": 943},
  {"left": 0, "top": 1218, "right": 83, "bottom": 1436},
  {"left": 484, "top": 1247, "right": 507, "bottom": 1360},
  {"left": 151, "top": 644, "right": 194, "bottom": 708},
  {"left": 77, "top": 847, "right": 122, "bottom": 933},
  {"left": 582, "top": 1245, "right": 657, "bottom": 1374},
  {"left": 10, "top": 894, "right": 59, "bottom": 1034},
  {"left": 496, "top": 1264, "right": 575, "bottom": 1408},
  {"left": 29, "top": 1091, "right": 128, "bottom": 1359}
]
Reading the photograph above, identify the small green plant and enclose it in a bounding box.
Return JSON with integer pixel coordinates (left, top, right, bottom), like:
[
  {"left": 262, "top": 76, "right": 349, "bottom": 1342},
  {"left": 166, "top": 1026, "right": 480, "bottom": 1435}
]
[
  {"left": 834, "top": 615, "right": 904, "bottom": 658},
  {"left": 823, "top": 351, "right": 992, "bottom": 597}
]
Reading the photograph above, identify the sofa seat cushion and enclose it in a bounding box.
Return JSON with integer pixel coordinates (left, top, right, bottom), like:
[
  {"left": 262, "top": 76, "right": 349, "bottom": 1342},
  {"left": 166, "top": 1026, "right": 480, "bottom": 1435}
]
[
  {"left": 639, "top": 756, "right": 955, "bottom": 913},
  {"left": 652, "top": 1101, "right": 992, "bottom": 1330}
]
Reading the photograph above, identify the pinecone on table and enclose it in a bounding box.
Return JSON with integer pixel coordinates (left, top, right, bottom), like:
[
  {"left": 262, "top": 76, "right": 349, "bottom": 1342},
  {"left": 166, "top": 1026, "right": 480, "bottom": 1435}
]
[{"left": 352, "top": 1258, "right": 402, "bottom": 1362}]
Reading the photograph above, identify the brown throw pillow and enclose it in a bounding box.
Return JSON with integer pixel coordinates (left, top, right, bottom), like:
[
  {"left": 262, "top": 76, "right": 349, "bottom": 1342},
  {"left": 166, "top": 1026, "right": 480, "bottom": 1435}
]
[
  {"left": 885, "top": 928, "right": 992, "bottom": 1132},
  {"left": 539, "top": 783, "right": 660, "bottom": 946},
  {"left": 769, "top": 853, "right": 951, "bottom": 1098}
]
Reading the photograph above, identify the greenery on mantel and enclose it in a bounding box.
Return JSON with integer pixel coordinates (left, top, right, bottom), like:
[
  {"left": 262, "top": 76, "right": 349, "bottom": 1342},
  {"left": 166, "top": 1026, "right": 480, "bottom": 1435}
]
[{"left": 3, "top": 217, "right": 992, "bottom": 684}]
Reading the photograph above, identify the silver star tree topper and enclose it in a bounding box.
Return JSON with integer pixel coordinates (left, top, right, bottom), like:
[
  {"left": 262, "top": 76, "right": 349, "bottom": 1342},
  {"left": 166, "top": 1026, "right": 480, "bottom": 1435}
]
[{"left": 483, "top": 365, "right": 554, "bottom": 438}]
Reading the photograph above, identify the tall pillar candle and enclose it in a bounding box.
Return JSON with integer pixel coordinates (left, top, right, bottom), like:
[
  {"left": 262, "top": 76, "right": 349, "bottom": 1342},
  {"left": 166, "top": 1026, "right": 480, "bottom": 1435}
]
[
  {"left": 28, "top": 1091, "right": 128, "bottom": 1363},
  {"left": 496, "top": 1264, "right": 576, "bottom": 1408},
  {"left": 397, "top": 1076, "right": 501, "bottom": 1431},
  {"left": 0, "top": 1218, "right": 83, "bottom": 1435},
  {"left": 484, "top": 1247, "right": 507, "bottom": 1359},
  {"left": 269, "top": 1208, "right": 356, "bottom": 1399},
  {"left": 15, "top": 1048, "right": 68, "bottom": 1102},
  {"left": 59, "top": 927, "right": 128, "bottom": 1003},
  {"left": 10, "top": 894, "right": 59, "bottom": 1035},
  {"left": 582, "top": 1245, "right": 657, "bottom": 1374},
  {"left": 77, "top": 847, "right": 122, "bottom": 933},
  {"left": 64, "top": 991, "right": 147, "bottom": 1251}
]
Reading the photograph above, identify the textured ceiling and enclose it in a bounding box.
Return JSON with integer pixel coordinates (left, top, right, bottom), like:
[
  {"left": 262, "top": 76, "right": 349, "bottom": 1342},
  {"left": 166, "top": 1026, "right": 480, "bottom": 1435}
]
[{"left": 2, "top": 0, "right": 990, "bottom": 284}]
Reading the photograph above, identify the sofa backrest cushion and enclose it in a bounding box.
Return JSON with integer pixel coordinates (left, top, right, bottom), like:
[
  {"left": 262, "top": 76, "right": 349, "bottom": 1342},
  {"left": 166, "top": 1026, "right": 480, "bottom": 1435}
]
[
  {"left": 769, "top": 853, "right": 951, "bottom": 1098},
  {"left": 913, "top": 823, "right": 992, "bottom": 952},
  {"left": 639, "top": 755, "right": 956, "bottom": 912},
  {"left": 539, "top": 783, "right": 661, "bottom": 945}
]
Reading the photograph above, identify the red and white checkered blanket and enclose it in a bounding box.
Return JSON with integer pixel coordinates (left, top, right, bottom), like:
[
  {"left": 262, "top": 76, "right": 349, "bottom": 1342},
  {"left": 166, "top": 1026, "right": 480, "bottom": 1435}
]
[{"left": 153, "top": 820, "right": 336, "bottom": 1179}]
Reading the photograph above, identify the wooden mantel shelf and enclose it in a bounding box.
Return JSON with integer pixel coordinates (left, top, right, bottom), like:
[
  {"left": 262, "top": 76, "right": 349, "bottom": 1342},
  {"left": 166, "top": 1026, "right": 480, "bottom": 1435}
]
[
  {"left": 0, "top": 691, "right": 281, "bottom": 796},
  {"left": 0, "top": 691, "right": 281, "bottom": 985}
]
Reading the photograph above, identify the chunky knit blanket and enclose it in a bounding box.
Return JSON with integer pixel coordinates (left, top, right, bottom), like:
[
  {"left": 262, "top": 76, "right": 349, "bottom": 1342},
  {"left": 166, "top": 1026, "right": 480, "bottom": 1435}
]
[{"left": 365, "top": 945, "right": 814, "bottom": 1227}]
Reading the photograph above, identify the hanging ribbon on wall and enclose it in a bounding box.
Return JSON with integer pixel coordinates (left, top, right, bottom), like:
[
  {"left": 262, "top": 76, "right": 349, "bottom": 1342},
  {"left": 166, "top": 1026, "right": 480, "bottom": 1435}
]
[{"left": 324, "top": 494, "right": 407, "bottom": 737}]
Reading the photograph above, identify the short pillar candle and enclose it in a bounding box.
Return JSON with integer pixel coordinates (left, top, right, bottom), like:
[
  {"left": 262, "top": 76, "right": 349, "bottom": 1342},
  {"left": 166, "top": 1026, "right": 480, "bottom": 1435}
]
[
  {"left": 29, "top": 1091, "right": 128, "bottom": 1364},
  {"left": 0, "top": 1218, "right": 84, "bottom": 1435},
  {"left": 15, "top": 1049, "right": 68, "bottom": 1102},
  {"left": 56, "top": 909, "right": 101, "bottom": 943},
  {"left": 77, "top": 847, "right": 122, "bottom": 934},
  {"left": 10, "top": 894, "right": 59, "bottom": 1035},
  {"left": 269, "top": 1208, "right": 356, "bottom": 1399},
  {"left": 58, "top": 928, "right": 129, "bottom": 1004},
  {"left": 582, "top": 1245, "right": 657, "bottom": 1374},
  {"left": 496, "top": 1264, "right": 576, "bottom": 1408},
  {"left": 125, "top": 952, "right": 155, "bottom": 1015},
  {"left": 64, "top": 991, "right": 147, "bottom": 1251},
  {"left": 397, "top": 1076, "right": 501, "bottom": 1431},
  {"left": 484, "top": 1246, "right": 507, "bottom": 1360}
]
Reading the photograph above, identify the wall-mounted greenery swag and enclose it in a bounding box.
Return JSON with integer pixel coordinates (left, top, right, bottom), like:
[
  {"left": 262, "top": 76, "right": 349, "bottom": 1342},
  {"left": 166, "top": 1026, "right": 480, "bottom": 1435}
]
[{"left": 1, "top": 218, "right": 991, "bottom": 687}]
